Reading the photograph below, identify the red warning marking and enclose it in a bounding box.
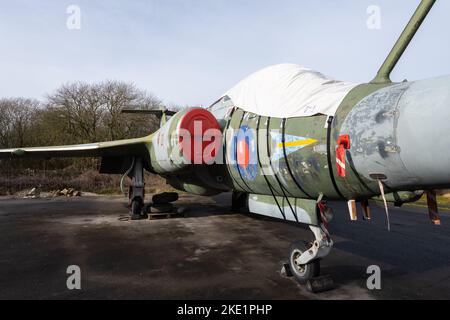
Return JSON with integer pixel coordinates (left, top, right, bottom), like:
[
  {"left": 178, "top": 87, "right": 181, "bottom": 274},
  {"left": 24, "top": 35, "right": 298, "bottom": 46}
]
[
  {"left": 336, "top": 145, "right": 346, "bottom": 177},
  {"left": 336, "top": 135, "right": 350, "bottom": 178}
]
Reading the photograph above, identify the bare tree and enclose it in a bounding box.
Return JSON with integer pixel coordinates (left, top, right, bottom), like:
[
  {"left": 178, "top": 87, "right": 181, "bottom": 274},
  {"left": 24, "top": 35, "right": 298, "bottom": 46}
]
[
  {"left": 100, "top": 80, "right": 161, "bottom": 140},
  {"left": 0, "top": 98, "right": 40, "bottom": 148},
  {"left": 1, "top": 82, "right": 168, "bottom": 173},
  {"left": 46, "top": 82, "right": 105, "bottom": 143},
  {"left": 46, "top": 80, "right": 162, "bottom": 142}
]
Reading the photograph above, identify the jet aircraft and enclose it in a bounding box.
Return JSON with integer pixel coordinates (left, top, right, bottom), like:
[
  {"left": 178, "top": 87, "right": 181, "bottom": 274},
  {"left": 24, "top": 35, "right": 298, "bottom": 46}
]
[{"left": 0, "top": 0, "right": 445, "bottom": 283}]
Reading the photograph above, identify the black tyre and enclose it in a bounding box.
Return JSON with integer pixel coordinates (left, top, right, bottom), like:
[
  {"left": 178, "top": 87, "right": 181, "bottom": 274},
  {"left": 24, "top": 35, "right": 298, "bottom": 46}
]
[
  {"left": 152, "top": 192, "right": 179, "bottom": 204},
  {"left": 289, "top": 241, "right": 320, "bottom": 284},
  {"left": 130, "top": 199, "right": 143, "bottom": 220},
  {"left": 231, "top": 191, "right": 248, "bottom": 213}
]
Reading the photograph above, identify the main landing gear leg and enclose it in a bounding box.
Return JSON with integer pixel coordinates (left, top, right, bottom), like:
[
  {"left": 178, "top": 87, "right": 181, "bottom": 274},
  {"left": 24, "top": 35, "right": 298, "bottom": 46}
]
[
  {"left": 128, "top": 157, "right": 146, "bottom": 220},
  {"left": 288, "top": 223, "right": 333, "bottom": 285}
]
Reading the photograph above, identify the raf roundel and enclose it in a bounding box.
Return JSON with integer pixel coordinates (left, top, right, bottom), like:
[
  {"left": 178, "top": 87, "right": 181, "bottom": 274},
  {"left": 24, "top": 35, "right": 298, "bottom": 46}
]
[{"left": 233, "top": 125, "right": 258, "bottom": 181}]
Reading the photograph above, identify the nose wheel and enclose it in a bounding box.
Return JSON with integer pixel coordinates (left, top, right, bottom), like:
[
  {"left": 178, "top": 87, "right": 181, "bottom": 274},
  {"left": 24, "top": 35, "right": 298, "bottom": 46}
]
[
  {"left": 130, "top": 198, "right": 144, "bottom": 220},
  {"left": 289, "top": 241, "right": 321, "bottom": 283},
  {"left": 286, "top": 224, "right": 333, "bottom": 287}
]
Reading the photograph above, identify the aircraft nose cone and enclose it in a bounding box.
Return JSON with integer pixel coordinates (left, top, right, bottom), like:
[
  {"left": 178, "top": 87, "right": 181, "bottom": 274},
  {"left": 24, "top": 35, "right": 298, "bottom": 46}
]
[
  {"left": 340, "top": 75, "right": 450, "bottom": 190},
  {"left": 396, "top": 76, "right": 450, "bottom": 188}
]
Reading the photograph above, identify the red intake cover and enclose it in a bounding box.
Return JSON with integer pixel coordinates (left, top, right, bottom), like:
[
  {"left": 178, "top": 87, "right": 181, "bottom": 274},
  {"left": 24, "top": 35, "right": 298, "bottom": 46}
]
[{"left": 177, "top": 108, "right": 221, "bottom": 164}]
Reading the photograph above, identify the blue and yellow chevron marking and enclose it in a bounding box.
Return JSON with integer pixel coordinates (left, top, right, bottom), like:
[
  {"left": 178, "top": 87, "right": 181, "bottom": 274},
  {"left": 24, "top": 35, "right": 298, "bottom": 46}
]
[{"left": 271, "top": 132, "right": 318, "bottom": 161}]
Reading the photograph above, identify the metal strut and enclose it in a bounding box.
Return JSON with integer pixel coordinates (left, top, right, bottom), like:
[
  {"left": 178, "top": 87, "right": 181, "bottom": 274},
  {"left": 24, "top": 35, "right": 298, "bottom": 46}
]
[
  {"left": 371, "top": 0, "right": 436, "bottom": 84},
  {"left": 326, "top": 116, "right": 345, "bottom": 199},
  {"left": 256, "top": 116, "right": 286, "bottom": 220},
  {"left": 266, "top": 117, "right": 299, "bottom": 222},
  {"left": 295, "top": 224, "right": 334, "bottom": 265},
  {"left": 128, "top": 157, "right": 145, "bottom": 219},
  {"left": 281, "top": 118, "right": 313, "bottom": 199}
]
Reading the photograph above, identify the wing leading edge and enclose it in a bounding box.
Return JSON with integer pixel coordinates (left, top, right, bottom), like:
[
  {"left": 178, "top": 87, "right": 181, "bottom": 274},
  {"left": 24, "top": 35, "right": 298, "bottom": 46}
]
[{"left": 0, "top": 135, "right": 152, "bottom": 159}]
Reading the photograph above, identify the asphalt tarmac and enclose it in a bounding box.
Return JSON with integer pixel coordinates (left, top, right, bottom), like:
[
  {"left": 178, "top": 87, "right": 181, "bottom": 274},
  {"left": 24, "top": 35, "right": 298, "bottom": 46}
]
[{"left": 1, "top": 193, "right": 450, "bottom": 300}]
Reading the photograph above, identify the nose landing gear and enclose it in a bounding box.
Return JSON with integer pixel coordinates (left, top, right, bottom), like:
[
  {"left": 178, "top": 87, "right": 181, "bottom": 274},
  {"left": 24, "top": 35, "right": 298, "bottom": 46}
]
[
  {"left": 289, "top": 240, "right": 321, "bottom": 283},
  {"left": 288, "top": 224, "right": 333, "bottom": 284},
  {"left": 284, "top": 215, "right": 335, "bottom": 293}
]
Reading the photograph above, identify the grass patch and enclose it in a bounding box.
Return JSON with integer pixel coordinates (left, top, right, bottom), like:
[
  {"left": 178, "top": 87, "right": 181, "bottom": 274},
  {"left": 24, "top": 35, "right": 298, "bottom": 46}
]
[{"left": 406, "top": 195, "right": 450, "bottom": 211}]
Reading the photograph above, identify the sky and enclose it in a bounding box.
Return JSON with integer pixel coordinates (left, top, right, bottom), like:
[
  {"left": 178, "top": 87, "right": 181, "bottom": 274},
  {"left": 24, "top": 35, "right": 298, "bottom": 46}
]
[{"left": 1, "top": 0, "right": 449, "bottom": 107}]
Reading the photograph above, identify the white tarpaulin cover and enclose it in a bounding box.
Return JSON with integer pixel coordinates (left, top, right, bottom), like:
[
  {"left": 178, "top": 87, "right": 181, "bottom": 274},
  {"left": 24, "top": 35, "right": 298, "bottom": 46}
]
[{"left": 224, "top": 63, "right": 358, "bottom": 118}]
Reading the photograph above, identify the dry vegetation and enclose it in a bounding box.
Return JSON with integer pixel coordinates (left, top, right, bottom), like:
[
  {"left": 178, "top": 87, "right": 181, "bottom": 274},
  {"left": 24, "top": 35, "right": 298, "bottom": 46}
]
[{"left": 0, "top": 168, "right": 174, "bottom": 196}]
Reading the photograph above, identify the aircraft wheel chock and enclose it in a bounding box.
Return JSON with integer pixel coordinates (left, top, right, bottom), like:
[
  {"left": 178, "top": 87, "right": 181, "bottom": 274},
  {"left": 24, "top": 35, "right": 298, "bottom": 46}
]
[
  {"left": 150, "top": 203, "right": 174, "bottom": 214},
  {"left": 289, "top": 241, "right": 320, "bottom": 284}
]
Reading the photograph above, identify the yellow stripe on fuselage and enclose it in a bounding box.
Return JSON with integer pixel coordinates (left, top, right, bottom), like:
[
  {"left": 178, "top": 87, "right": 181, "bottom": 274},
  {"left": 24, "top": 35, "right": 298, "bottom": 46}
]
[{"left": 277, "top": 139, "right": 318, "bottom": 149}]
